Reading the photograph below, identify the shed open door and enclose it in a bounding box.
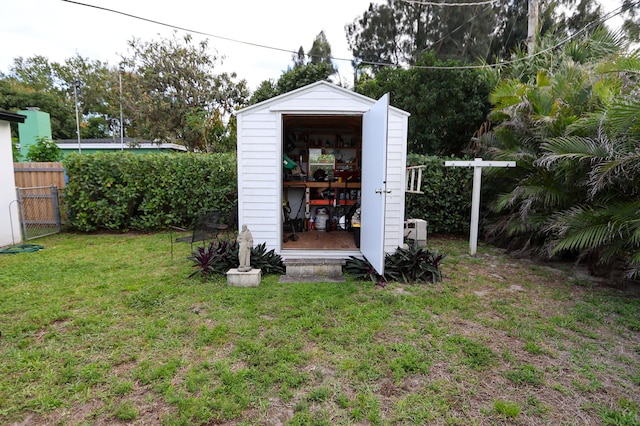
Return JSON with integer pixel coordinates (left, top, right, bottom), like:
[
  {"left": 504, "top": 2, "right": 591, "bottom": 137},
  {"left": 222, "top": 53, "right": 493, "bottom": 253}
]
[{"left": 360, "top": 94, "right": 389, "bottom": 276}]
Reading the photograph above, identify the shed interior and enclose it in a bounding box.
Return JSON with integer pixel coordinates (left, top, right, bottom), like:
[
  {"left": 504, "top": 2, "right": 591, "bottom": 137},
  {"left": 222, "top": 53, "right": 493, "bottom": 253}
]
[{"left": 281, "top": 114, "right": 363, "bottom": 250}]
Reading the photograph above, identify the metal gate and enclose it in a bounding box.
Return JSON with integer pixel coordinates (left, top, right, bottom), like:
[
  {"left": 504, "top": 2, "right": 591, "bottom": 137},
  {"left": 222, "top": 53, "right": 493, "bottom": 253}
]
[{"left": 16, "top": 185, "right": 62, "bottom": 240}]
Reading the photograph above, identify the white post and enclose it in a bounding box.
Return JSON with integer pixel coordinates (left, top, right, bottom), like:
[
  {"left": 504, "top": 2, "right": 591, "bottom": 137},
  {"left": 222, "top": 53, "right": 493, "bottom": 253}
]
[
  {"left": 445, "top": 158, "right": 516, "bottom": 255},
  {"left": 470, "top": 164, "right": 482, "bottom": 255}
]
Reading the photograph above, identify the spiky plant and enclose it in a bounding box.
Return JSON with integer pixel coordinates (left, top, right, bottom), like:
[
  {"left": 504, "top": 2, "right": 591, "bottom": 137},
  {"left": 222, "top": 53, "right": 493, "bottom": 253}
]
[
  {"left": 384, "top": 244, "right": 446, "bottom": 284},
  {"left": 344, "top": 244, "right": 446, "bottom": 285}
]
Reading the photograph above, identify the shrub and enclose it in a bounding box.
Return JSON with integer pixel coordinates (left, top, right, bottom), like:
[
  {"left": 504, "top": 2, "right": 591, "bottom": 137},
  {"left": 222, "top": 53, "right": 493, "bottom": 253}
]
[
  {"left": 344, "top": 256, "right": 385, "bottom": 285},
  {"left": 384, "top": 244, "right": 445, "bottom": 284},
  {"left": 405, "top": 154, "right": 473, "bottom": 235},
  {"left": 26, "top": 137, "right": 63, "bottom": 162},
  {"left": 63, "top": 152, "right": 237, "bottom": 231},
  {"left": 344, "top": 244, "right": 445, "bottom": 284}
]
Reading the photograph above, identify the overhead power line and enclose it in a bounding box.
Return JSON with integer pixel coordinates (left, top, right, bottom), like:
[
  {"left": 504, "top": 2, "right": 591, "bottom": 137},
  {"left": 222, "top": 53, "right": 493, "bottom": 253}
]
[
  {"left": 406, "top": 0, "right": 639, "bottom": 70},
  {"left": 61, "top": 0, "right": 638, "bottom": 74},
  {"left": 401, "top": 0, "right": 497, "bottom": 6},
  {"left": 60, "top": 0, "right": 299, "bottom": 57}
]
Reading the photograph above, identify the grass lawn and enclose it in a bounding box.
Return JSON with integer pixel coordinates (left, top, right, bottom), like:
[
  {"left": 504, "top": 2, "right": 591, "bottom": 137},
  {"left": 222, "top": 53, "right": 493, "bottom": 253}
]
[{"left": 1, "top": 232, "right": 639, "bottom": 425}]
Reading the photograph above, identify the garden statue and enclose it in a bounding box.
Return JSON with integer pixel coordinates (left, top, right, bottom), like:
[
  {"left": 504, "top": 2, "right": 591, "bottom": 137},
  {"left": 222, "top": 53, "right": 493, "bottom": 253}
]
[{"left": 237, "top": 224, "right": 253, "bottom": 272}]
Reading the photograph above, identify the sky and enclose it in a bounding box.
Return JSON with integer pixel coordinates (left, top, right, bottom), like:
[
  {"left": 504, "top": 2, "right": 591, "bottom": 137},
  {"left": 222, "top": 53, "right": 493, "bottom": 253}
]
[
  {"left": 1, "top": 0, "right": 626, "bottom": 93},
  {"left": 1, "top": 0, "right": 384, "bottom": 91}
]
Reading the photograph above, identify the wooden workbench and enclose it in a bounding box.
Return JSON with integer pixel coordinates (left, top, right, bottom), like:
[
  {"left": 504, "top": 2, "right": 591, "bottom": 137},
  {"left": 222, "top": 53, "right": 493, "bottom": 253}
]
[{"left": 283, "top": 181, "right": 361, "bottom": 215}]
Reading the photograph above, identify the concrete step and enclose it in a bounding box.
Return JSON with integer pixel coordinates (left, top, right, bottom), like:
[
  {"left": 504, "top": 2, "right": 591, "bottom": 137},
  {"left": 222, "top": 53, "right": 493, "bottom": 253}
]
[{"left": 279, "top": 258, "right": 346, "bottom": 283}]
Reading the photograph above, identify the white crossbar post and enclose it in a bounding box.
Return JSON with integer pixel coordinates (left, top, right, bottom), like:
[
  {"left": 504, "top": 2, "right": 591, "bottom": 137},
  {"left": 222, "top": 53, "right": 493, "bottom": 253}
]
[{"left": 444, "top": 158, "right": 516, "bottom": 255}]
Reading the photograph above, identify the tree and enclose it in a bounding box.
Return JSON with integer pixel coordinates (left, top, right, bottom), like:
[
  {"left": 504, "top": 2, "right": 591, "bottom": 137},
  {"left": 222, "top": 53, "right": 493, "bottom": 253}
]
[
  {"left": 250, "top": 32, "right": 337, "bottom": 105},
  {"left": 308, "top": 31, "right": 333, "bottom": 65},
  {"left": 0, "top": 79, "right": 76, "bottom": 140},
  {"left": 250, "top": 62, "right": 335, "bottom": 105},
  {"left": 536, "top": 53, "right": 640, "bottom": 279},
  {"left": 57, "top": 55, "right": 117, "bottom": 139},
  {"left": 356, "top": 51, "right": 492, "bottom": 155},
  {"left": 275, "top": 62, "right": 336, "bottom": 96},
  {"left": 249, "top": 79, "right": 278, "bottom": 104},
  {"left": 5, "top": 55, "right": 59, "bottom": 91},
  {"left": 473, "top": 27, "right": 638, "bottom": 278},
  {"left": 621, "top": 0, "right": 640, "bottom": 41},
  {"left": 25, "top": 137, "right": 63, "bottom": 162},
  {"left": 1, "top": 54, "right": 115, "bottom": 140},
  {"left": 346, "top": 0, "right": 608, "bottom": 69},
  {"left": 292, "top": 47, "right": 306, "bottom": 69},
  {"left": 346, "top": 0, "right": 498, "bottom": 67},
  {"left": 119, "top": 32, "right": 249, "bottom": 151},
  {"left": 184, "top": 108, "right": 237, "bottom": 153},
  {"left": 1, "top": 34, "right": 249, "bottom": 152}
]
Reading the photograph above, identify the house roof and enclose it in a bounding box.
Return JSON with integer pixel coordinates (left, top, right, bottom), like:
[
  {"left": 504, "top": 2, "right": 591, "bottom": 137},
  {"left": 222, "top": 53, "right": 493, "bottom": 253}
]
[
  {"left": 56, "top": 138, "right": 188, "bottom": 151},
  {"left": 0, "top": 110, "right": 27, "bottom": 123},
  {"left": 56, "top": 137, "right": 153, "bottom": 145},
  {"left": 236, "top": 80, "right": 410, "bottom": 117}
]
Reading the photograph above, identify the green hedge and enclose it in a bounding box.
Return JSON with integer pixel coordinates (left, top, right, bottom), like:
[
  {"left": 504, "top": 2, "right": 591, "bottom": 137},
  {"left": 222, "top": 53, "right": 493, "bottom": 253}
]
[
  {"left": 62, "top": 152, "right": 471, "bottom": 235},
  {"left": 63, "top": 152, "right": 237, "bottom": 232},
  {"left": 405, "top": 154, "right": 473, "bottom": 235}
]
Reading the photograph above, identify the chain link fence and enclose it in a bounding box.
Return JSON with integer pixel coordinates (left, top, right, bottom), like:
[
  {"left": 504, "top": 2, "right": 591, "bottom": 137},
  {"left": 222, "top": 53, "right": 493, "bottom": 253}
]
[{"left": 16, "top": 185, "right": 63, "bottom": 240}]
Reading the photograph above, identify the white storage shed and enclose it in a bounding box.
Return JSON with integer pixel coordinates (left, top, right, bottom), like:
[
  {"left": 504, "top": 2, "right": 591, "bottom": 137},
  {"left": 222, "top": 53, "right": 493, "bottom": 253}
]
[{"left": 236, "top": 81, "right": 410, "bottom": 275}]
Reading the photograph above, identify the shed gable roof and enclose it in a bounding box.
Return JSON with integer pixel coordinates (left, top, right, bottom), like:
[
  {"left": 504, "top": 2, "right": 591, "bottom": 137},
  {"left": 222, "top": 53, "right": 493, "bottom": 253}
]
[{"left": 237, "top": 81, "right": 409, "bottom": 117}]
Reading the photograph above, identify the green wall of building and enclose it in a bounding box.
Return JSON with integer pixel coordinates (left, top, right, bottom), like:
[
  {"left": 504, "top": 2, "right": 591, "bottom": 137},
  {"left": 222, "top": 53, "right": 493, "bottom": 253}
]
[{"left": 17, "top": 109, "right": 53, "bottom": 161}]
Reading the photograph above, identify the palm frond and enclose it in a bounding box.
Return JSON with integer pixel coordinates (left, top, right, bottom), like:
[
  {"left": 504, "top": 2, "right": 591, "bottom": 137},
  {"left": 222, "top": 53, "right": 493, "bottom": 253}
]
[
  {"left": 548, "top": 201, "right": 640, "bottom": 256},
  {"left": 538, "top": 136, "right": 611, "bottom": 168},
  {"left": 589, "top": 147, "right": 640, "bottom": 197},
  {"left": 489, "top": 79, "right": 528, "bottom": 116},
  {"left": 607, "top": 97, "right": 640, "bottom": 137},
  {"left": 487, "top": 144, "right": 539, "bottom": 166},
  {"left": 591, "top": 77, "right": 622, "bottom": 106},
  {"left": 627, "top": 250, "right": 640, "bottom": 279},
  {"left": 630, "top": 221, "right": 640, "bottom": 246},
  {"left": 566, "top": 110, "right": 608, "bottom": 135},
  {"left": 564, "top": 27, "right": 626, "bottom": 63},
  {"left": 596, "top": 49, "right": 640, "bottom": 75},
  {"left": 551, "top": 220, "right": 614, "bottom": 255}
]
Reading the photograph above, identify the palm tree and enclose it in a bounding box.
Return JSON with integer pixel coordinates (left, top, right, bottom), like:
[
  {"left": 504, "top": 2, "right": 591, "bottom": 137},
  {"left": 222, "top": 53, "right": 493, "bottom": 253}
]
[
  {"left": 477, "top": 28, "right": 638, "bottom": 278},
  {"left": 537, "top": 51, "right": 640, "bottom": 278},
  {"left": 479, "top": 56, "right": 601, "bottom": 253}
]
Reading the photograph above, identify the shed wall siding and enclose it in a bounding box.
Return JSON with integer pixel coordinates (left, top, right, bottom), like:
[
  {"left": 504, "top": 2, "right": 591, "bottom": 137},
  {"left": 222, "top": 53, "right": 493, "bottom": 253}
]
[{"left": 238, "top": 107, "right": 281, "bottom": 249}]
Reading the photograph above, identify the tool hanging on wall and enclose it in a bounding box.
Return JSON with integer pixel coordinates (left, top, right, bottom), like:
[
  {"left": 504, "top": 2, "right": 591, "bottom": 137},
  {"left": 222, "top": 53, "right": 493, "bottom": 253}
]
[
  {"left": 282, "top": 201, "right": 299, "bottom": 242},
  {"left": 326, "top": 178, "right": 333, "bottom": 232}
]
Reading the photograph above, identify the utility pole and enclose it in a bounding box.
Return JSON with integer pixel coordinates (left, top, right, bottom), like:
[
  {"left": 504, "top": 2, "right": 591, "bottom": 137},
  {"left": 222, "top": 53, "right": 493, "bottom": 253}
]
[
  {"left": 527, "top": 0, "right": 539, "bottom": 54},
  {"left": 119, "top": 64, "right": 124, "bottom": 151},
  {"left": 73, "top": 79, "right": 82, "bottom": 154}
]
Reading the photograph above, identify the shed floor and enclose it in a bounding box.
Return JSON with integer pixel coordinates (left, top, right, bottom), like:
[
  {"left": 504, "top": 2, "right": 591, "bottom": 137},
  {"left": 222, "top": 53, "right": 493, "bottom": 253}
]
[{"left": 282, "top": 229, "right": 357, "bottom": 250}]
